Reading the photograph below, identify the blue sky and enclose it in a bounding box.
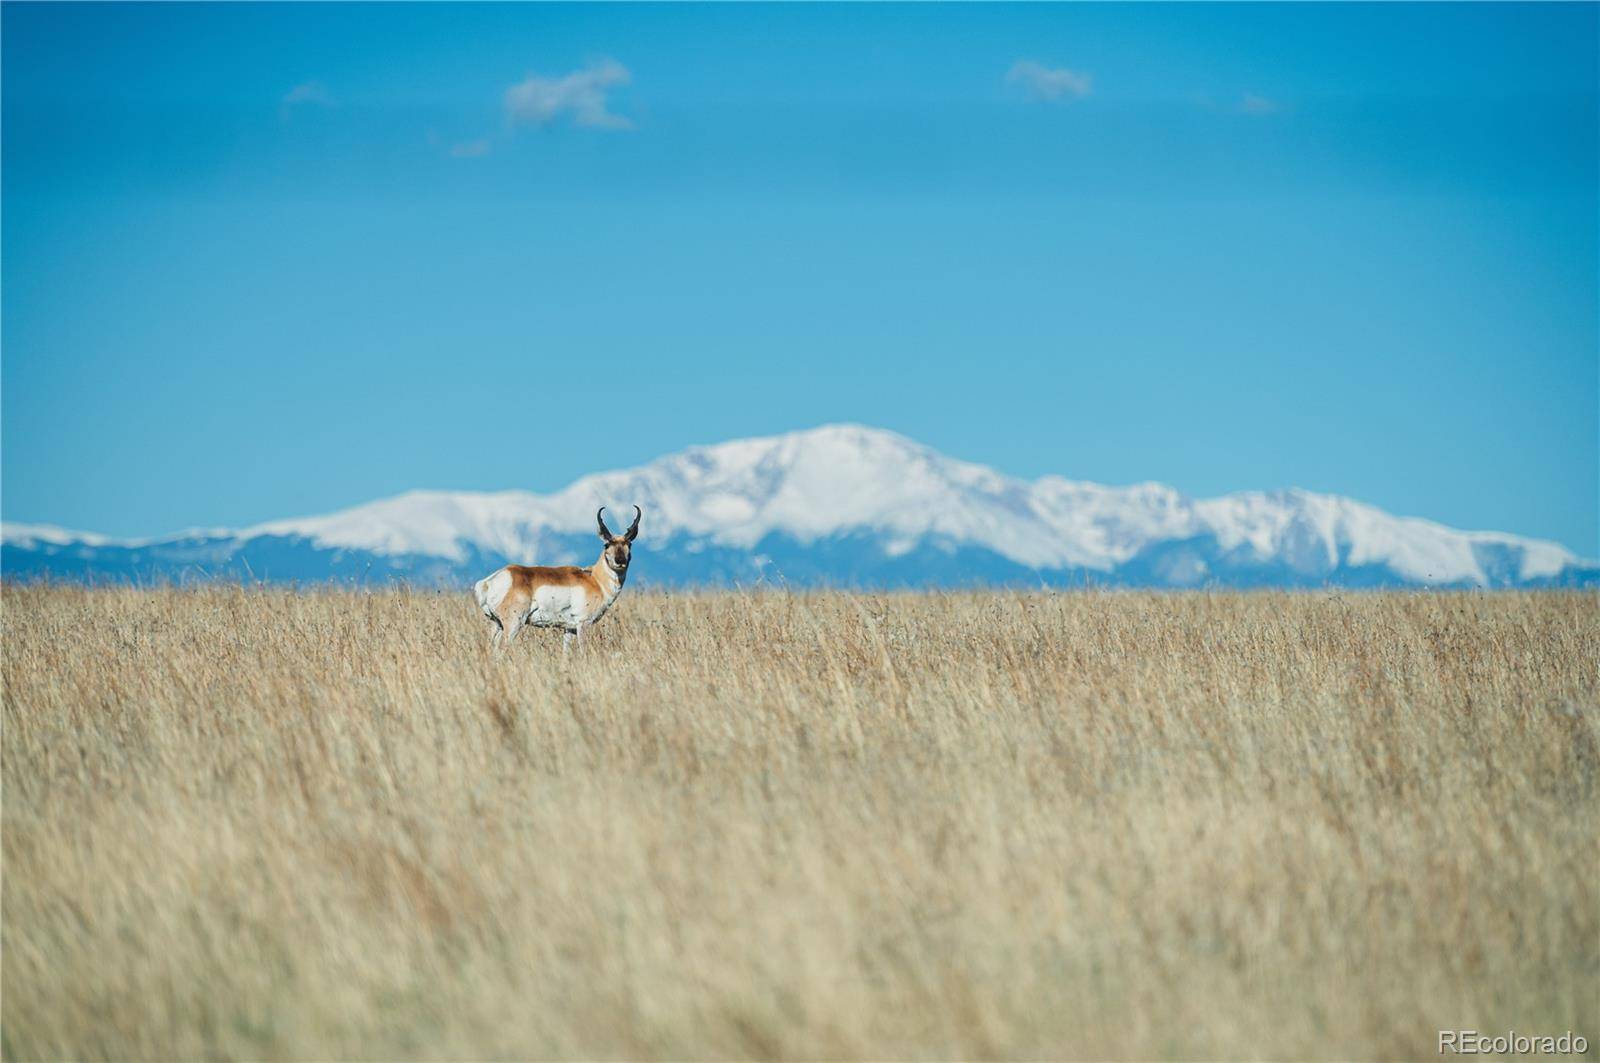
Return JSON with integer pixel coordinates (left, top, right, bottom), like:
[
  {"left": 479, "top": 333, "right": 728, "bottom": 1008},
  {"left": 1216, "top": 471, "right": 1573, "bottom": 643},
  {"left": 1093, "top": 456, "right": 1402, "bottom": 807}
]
[{"left": 4, "top": 2, "right": 1596, "bottom": 554}]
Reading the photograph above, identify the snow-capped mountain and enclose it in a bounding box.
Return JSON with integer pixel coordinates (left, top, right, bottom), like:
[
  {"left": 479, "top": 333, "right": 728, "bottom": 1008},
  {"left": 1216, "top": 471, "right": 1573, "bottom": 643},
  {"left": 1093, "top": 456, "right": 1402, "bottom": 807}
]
[{"left": 4, "top": 425, "right": 1594, "bottom": 588}]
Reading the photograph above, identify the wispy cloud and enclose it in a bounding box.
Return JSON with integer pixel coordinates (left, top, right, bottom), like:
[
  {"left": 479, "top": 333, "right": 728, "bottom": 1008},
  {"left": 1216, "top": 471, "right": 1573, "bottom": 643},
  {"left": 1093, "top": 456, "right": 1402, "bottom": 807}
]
[
  {"left": 504, "top": 59, "right": 633, "bottom": 130},
  {"left": 280, "top": 80, "right": 333, "bottom": 120},
  {"left": 1007, "top": 60, "right": 1092, "bottom": 102},
  {"left": 1239, "top": 93, "right": 1282, "bottom": 115},
  {"left": 449, "top": 139, "right": 492, "bottom": 158}
]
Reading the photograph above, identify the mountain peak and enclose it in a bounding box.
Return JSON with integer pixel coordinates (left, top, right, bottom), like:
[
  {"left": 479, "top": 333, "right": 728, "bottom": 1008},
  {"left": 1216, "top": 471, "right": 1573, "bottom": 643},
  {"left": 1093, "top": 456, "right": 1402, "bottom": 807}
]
[{"left": 2, "top": 426, "right": 1592, "bottom": 588}]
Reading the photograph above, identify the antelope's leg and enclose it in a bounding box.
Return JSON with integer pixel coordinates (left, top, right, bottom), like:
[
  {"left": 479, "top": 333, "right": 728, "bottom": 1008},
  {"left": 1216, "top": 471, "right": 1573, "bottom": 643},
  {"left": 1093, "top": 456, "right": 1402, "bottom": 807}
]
[{"left": 563, "top": 629, "right": 575, "bottom": 654}]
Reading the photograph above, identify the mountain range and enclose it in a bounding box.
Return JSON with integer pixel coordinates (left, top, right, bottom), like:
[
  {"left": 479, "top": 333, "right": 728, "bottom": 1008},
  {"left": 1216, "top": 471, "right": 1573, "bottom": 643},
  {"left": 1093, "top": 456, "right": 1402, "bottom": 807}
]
[{"left": 4, "top": 424, "right": 1594, "bottom": 589}]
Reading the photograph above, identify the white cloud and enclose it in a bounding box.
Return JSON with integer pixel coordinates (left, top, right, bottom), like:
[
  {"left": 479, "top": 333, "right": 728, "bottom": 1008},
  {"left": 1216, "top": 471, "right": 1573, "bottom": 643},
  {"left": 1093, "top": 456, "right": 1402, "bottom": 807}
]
[
  {"left": 281, "top": 80, "right": 333, "bottom": 113},
  {"left": 1007, "top": 60, "right": 1092, "bottom": 102},
  {"left": 450, "top": 139, "right": 492, "bottom": 158},
  {"left": 1239, "top": 93, "right": 1282, "bottom": 115},
  {"left": 504, "top": 59, "right": 633, "bottom": 130}
]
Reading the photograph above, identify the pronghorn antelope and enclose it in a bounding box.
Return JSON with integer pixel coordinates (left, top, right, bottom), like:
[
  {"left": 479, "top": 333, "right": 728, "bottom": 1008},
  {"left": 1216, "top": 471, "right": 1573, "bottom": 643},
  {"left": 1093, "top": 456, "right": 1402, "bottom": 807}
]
[{"left": 474, "top": 505, "right": 641, "bottom": 652}]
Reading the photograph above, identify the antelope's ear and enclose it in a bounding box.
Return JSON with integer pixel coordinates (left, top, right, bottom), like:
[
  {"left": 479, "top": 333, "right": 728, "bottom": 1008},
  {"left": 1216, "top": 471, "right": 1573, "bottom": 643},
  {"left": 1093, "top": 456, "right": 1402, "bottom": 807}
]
[
  {"left": 624, "top": 505, "right": 641, "bottom": 542},
  {"left": 596, "top": 507, "right": 615, "bottom": 542}
]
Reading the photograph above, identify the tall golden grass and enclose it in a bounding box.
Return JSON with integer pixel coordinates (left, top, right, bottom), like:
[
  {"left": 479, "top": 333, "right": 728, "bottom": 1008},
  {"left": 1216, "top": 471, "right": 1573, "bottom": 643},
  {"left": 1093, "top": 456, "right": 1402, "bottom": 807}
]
[{"left": 2, "top": 585, "right": 1596, "bottom": 1059}]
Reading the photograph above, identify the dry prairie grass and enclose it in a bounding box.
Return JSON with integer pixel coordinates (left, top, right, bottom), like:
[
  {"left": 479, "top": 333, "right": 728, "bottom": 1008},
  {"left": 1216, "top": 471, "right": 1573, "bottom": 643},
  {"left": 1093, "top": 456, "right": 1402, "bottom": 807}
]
[{"left": 2, "top": 585, "right": 1596, "bottom": 1060}]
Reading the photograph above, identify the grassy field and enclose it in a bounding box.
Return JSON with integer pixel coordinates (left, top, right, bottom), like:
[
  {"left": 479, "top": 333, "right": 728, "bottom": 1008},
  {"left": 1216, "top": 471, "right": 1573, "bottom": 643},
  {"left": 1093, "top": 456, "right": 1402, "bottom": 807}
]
[{"left": 2, "top": 585, "right": 1596, "bottom": 1060}]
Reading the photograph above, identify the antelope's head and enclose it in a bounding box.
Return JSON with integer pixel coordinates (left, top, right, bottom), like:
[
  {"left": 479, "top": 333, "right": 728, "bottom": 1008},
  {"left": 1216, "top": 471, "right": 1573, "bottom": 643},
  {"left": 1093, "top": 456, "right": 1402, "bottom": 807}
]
[{"left": 596, "top": 505, "right": 641, "bottom": 575}]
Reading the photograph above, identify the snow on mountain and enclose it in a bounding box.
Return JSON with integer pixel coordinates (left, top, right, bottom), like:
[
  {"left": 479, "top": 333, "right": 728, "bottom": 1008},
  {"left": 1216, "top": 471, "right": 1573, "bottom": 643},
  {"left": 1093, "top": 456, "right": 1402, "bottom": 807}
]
[
  {"left": 0, "top": 523, "right": 118, "bottom": 549},
  {"left": 228, "top": 425, "right": 1055, "bottom": 565},
  {"left": 3, "top": 424, "right": 1594, "bottom": 588}
]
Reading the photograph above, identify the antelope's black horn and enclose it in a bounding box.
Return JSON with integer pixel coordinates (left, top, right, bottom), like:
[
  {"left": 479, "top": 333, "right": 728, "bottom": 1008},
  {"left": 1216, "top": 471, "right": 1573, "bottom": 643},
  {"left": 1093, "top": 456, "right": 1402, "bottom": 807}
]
[
  {"left": 624, "top": 505, "right": 642, "bottom": 541},
  {"left": 596, "top": 507, "right": 614, "bottom": 540}
]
